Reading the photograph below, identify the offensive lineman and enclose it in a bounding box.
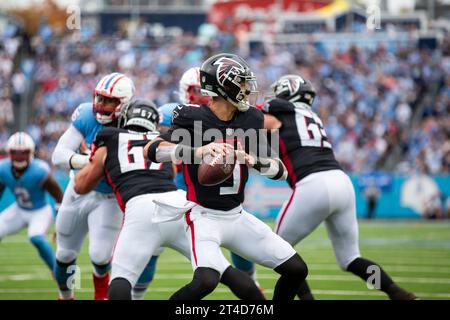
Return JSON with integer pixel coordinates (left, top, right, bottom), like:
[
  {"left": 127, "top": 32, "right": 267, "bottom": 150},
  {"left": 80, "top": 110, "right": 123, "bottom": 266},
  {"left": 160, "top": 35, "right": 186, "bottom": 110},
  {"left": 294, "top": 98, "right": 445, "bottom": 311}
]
[
  {"left": 262, "top": 74, "right": 417, "bottom": 300},
  {"left": 132, "top": 67, "right": 210, "bottom": 299},
  {"left": 0, "top": 132, "right": 63, "bottom": 277},
  {"left": 144, "top": 53, "right": 308, "bottom": 300},
  {"left": 51, "top": 73, "right": 134, "bottom": 300},
  {"left": 73, "top": 99, "right": 265, "bottom": 300}
]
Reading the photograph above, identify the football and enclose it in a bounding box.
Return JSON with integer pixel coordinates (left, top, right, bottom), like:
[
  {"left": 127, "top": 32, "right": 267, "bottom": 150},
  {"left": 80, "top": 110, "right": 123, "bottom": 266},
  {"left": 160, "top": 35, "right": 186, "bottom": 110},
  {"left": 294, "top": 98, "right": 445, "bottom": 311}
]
[{"left": 198, "top": 152, "right": 236, "bottom": 186}]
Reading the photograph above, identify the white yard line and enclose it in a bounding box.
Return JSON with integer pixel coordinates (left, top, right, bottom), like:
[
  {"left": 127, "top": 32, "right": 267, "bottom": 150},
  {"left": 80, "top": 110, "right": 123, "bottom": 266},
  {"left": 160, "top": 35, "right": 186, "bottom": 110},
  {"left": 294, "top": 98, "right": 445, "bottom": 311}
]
[{"left": 0, "top": 288, "right": 449, "bottom": 299}]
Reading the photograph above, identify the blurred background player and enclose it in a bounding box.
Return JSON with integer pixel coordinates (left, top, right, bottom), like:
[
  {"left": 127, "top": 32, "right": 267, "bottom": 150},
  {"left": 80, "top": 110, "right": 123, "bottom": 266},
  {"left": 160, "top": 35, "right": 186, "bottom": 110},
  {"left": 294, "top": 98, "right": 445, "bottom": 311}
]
[
  {"left": 51, "top": 72, "right": 134, "bottom": 300},
  {"left": 0, "top": 132, "right": 63, "bottom": 278},
  {"left": 261, "top": 74, "right": 417, "bottom": 300}
]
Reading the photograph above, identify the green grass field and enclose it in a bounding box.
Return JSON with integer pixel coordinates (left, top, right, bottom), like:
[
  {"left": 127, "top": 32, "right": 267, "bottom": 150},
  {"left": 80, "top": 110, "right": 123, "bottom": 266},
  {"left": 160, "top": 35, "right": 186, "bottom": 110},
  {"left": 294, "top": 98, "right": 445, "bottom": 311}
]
[{"left": 1, "top": 220, "right": 450, "bottom": 300}]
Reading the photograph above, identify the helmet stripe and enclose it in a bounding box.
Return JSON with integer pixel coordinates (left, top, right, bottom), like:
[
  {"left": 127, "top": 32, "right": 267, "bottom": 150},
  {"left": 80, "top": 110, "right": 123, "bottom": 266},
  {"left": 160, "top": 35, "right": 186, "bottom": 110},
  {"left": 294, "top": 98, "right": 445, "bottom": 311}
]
[
  {"left": 104, "top": 73, "right": 120, "bottom": 90},
  {"left": 18, "top": 132, "right": 22, "bottom": 146},
  {"left": 109, "top": 75, "right": 126, "bottom": 94}
]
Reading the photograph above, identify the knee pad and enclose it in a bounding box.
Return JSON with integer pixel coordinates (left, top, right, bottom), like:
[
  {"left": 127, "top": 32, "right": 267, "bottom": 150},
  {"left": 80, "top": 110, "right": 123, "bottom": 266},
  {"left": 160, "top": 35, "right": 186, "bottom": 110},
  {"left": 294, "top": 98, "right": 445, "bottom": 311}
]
[
  {"left": 56, "top": 248, "right": 78, "bottom": 264},
  {"left": 109, "top": 277, "right": 132, "bottom": 300},
  {"left": 193, "top": 267, "right": 221, "bottom": 295},
  {"left": 89, "top": 246, "right": 112, "bottom": 266},
  {"left": 276, "top": 254, "right": 308, "bottom": 280}
]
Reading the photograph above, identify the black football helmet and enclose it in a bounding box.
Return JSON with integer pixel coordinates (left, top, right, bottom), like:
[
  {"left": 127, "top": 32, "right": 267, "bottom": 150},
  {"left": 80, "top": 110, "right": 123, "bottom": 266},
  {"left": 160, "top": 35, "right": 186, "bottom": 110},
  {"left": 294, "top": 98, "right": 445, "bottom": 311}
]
[
  {"left": 271, "top": 74, "right": 316, "bottom": 106},
  {"left": 120, "top": 99, "right": 159, "bottom": 132},
  {"left": 200, "top": 53, "right": 257, "bottom": 112}
]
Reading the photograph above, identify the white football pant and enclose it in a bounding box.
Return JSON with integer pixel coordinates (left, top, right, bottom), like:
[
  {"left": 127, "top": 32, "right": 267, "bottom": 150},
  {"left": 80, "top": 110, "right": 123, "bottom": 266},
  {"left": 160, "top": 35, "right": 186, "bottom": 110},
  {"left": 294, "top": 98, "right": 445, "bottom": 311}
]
[
  {"left": 275, "top": 169, "right": 361, "bottom": 269},
  {"left": 111, "top": 190, "right": 213, "bottom": 287},
  {"left": 55, "top": 179, "right": 123, "bottom": 265},
  {"left": 0, "top": 203, "right": 53, "bottom": 238},
  {"left": 184, "top": 204, "right": 297, "bottom": 275}
]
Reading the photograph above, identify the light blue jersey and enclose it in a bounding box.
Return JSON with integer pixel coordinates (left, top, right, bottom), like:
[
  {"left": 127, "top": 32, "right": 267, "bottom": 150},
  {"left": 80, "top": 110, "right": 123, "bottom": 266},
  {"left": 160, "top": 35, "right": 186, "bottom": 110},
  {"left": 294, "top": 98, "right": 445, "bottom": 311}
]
[
  {"left": 0, "top": 158, "right": 50, "bottom": 210},
  {"left": 158, "top": 102, "right": 186, "bottom": 191},
  {"left": 71, "top": 103, "right": 112, "bottom": 194},
  {"left": 158, "top": 102, "right": 179, "bottom": 127}
]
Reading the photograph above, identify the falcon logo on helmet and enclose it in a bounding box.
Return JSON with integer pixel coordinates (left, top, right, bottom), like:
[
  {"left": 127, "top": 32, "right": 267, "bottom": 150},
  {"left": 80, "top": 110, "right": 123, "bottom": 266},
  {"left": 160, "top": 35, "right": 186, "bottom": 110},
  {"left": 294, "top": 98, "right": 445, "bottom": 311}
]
[
  {"left": 6, "top": 132, "right": 35, "bottom": 170},
  {"left": 271, "top": 74, "right": 316, "bottom": 107},
  {"left": 93, "top": 73, "right": 135, "bottom": 124},
  {"left": 200, "top": 53, "right": 258, "bottom": 112},
  {"left": 278, "top": 76, "right": 303, "bottom": 96},
  {"left": 214, "top": 57, "right": 246, "bottom": 88}
]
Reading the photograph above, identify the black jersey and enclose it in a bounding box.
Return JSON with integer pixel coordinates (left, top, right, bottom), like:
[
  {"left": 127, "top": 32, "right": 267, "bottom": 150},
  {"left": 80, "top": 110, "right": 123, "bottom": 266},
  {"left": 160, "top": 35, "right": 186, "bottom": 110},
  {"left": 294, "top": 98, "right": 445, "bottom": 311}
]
[
  {"left": 160, "top": 104, "right": 264, "bottom": 211},
  {"left": 265, "top": 98, "right": 342, "bottom": 188},
  {"left": 94, "top": 127, "right": 177, "bottom": 211}
]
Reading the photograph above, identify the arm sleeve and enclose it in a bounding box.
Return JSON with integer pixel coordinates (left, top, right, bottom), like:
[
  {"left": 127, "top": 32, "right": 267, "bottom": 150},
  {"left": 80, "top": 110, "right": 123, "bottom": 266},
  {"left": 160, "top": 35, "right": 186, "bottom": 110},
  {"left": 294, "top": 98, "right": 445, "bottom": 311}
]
[
  {"left": 52, "top": 124, "right": 85, "bottom": 169},
  {"left": 158, "top": 104, "right": 194, "bottom": 146},
  {"left": 251, "top": 109, "right": 286, "bottom": 180}
]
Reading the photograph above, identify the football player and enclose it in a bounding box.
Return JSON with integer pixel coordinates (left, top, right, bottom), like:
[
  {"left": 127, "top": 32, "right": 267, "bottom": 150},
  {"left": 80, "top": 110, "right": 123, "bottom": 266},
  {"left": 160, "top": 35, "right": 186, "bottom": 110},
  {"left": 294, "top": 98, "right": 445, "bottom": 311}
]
[
  {"left": 74, "top": 99, "right": 265, "bottom": 300},
  {"left": 0, "top": 132, "right": 63, "bottom": 276},
  {"left": 51, "top": 73, "right": 135, "bottom": 300},
  {"left": 260, "top": 74, "right": 417, "bottom": 300},
  {"left": 144, "top": 53, "right": 308, "bottom": 300},
  {"left": 132, "top": 67, "right": 210, "bottom": 299}
]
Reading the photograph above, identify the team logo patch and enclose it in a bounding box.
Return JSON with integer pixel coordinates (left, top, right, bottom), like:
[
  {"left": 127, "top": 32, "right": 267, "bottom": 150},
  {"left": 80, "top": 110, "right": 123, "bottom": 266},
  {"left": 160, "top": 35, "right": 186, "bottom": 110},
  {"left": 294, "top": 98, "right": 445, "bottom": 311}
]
[{"left": 214, "top": 57, "right": 245, "bottom": 87}]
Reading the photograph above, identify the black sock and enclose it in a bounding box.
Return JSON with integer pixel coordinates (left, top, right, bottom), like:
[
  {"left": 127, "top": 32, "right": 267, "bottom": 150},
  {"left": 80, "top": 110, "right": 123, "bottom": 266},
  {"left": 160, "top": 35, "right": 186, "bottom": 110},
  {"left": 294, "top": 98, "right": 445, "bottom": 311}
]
[
  {"left": 297, "top": 280, "right": 315, "bottom": 300},
  {"left": 220, "top": 266, "right": 265, "bottom": 300},
  {"left": 346, "top": 257, "right": 394, "bottom": 292},
  {"left": 273, "top": 254, "right": 308, "bottom": 300},
  {"left": 170, "top": 267, "right": 220, "bottom": 300},
  {"left": 108, "top": 278, "right": 132, "bottom": 300}
]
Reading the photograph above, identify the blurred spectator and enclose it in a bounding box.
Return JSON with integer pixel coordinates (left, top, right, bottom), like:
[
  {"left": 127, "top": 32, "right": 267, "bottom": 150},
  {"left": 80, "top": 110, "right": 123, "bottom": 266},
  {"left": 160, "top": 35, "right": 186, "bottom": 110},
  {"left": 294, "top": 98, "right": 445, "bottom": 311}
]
[
  {"left": 364, "top": 185, "right": 380, "bottom": 219},
  {"left": 0, "top": 23, "right": 448, "bottom": 177}
]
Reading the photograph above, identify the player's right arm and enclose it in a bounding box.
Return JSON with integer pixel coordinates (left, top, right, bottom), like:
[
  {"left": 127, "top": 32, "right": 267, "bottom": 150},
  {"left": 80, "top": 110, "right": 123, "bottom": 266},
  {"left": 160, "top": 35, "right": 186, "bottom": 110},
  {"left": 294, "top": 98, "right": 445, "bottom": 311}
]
[
  {"left": 264, "top": 114, "right": 282, "bottom": 130},
  {"left": 52, "top": 104, "right": 90, "bottom": 170},
  {"left": 73, "top": 128, "right": 110, "bottom": 194},
  {"left": 262, "top": 100, "right": 283, "bottom": 130},
  {"left": 73, "top": 146, "right": 106, "bottom": 194},
  {"left": 52, "top": 124, "right": 88, "bottom": 169}
]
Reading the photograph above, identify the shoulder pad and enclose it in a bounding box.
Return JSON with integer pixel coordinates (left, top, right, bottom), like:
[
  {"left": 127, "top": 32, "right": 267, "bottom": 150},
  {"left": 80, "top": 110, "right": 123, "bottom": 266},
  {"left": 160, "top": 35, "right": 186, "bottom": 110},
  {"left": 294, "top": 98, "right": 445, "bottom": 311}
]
[
  {"left": 71, "top": 103, "right": 92, "bottom": 122},
  {"left": 171, "top": 104, "right": 198, "bottom": 127},
  {"left": 266, "top": 98, "right": 295, "bottom": 114},
  {"left": 94, "top": 127, "right": 117, "bottom": 149}
]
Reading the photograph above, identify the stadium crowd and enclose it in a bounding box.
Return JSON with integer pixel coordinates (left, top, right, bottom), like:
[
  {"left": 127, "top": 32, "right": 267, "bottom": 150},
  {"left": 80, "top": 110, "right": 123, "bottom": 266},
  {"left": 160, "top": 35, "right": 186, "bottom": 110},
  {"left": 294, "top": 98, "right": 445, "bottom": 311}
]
[{"left": 0, "top": 22, "right": 449, "bottom": 176}]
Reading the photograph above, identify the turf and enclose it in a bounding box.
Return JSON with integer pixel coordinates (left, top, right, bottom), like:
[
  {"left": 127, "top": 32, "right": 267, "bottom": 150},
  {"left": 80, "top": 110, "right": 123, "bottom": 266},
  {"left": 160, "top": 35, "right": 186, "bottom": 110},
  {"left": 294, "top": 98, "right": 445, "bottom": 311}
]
[{"left": 0, "top": 220, "right": 449, "bottom": 300}]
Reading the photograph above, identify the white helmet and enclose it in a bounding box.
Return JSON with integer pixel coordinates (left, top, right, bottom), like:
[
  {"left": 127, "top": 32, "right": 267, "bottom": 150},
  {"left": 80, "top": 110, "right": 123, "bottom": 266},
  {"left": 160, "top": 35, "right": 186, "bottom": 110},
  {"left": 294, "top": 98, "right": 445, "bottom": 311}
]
[
  {"left": 179, "top": 67, "right": 211, "bottom": 105},
  {"left": 6, "top": 132, "right": 35, "bottom": 170},
  {"left": 94, "top": 73, "right": 135, "bottom": 124}
]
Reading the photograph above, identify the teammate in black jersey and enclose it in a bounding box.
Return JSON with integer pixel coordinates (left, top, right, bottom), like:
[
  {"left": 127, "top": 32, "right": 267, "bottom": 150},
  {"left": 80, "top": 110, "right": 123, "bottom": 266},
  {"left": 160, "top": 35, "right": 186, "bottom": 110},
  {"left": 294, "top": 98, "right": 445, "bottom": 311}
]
[
  {"left": 73, "top": 99, "right": 265, "bottom": 300},
  {"left": 260, "top": 74, "right": 416, "bottom": 300},
  {"left": 144, "top": 53, "right": 308, "bottom": 300}
]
